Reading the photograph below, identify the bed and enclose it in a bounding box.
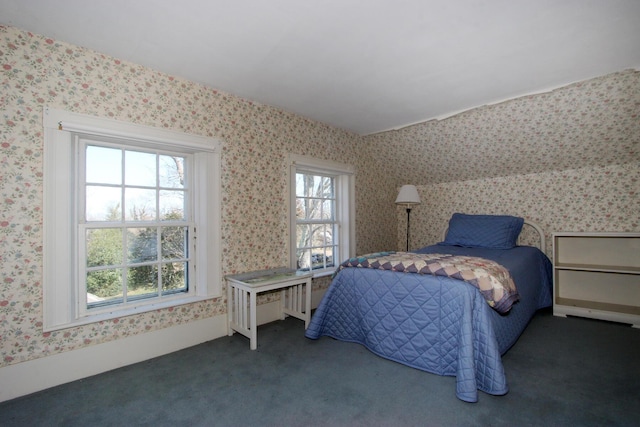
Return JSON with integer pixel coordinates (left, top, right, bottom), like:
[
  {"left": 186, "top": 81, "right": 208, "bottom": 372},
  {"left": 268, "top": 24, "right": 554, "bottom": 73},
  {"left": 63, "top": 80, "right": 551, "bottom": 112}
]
[{"left": 305, "top": 213, "right": 553, "bottom": 402}]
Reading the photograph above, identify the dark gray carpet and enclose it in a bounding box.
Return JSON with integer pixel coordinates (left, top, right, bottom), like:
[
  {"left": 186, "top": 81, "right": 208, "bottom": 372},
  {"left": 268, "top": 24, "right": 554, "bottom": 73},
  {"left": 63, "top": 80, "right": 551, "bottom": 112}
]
[{"left": 1, "top": 308, "right": 639, "bottom": 427}]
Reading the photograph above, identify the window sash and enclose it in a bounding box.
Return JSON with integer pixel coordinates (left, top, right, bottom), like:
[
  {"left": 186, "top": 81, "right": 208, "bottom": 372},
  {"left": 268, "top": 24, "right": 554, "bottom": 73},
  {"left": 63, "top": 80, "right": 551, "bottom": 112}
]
[
  {"left": 77, "top": 223, "right": 196, "bottom": 317},
  {"left": 79, "top": 138, "right": 191, "bottom": 224},
  {"left": 295, "top": 171, "right": 338, "bottom": 271}
]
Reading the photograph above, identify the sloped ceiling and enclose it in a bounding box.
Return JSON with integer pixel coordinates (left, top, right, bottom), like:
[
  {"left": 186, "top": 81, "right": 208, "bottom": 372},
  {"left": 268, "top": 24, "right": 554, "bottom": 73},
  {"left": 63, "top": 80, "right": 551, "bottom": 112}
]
[
  {"left": 1, "top": 0, "right": 639, "bottom": 135},
  {"left": 368, "top": 70, "right": 640, "bottom": 186}
]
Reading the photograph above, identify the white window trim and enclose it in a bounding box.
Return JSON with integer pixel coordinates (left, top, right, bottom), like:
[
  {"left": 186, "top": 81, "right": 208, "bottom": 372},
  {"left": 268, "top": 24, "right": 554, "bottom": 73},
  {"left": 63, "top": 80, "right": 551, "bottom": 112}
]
[
  {"left": 42, "top": 107, "right": 222, "bottom": 332},
  {"left": 288, "top": 154, "right": 355, "bottom": 277}
]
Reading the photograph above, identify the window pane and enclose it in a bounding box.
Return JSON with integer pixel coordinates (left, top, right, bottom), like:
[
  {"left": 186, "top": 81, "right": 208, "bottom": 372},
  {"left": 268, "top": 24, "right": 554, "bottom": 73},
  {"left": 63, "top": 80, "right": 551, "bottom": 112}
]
[
  {"left": 125, "top": 188, "right": 157, "bottom": 221},
  {"left": 295, "top": 199, "right": 305, "bottom": 221},
  {"left": 127, "top": 227, "right": 158, "bottom": 263},
  {"left": 297, "top": 223, "right": 311, "bottom": 249},
  {"left": 296, "top": 249, "right": 310, "bottom": 270},
  {"left": 311, "top": 252, "right": 327, "bottom": 269},
  {"left": 125, "top": 150, "right": 156, "bottom": 187},
  {"left": 86, "top": 186, "right": 122, "bottom": 221},
  {"left": 295, "top": 173, "right": 306, "bottom": 197},
  {"left": 296, "top": 174, "right": 332, "bottom": 196},
  {"left": 127, "top": 265, "right": 158, "bottom": 299},
  {"left": 86, "top": 145, "right": 121, "bottom": 185},
  {"left": 86, "top": 268, "right": 123, "bottom": 304},
  {"left": 159, "top": 190, "right": 185, "bottom": 220},
  {"left": 162, "top": 226, "right": 186, "bottom": 260},
  {"left": 161, "top": 262, "right": 187, "bottom": 293},
  {"left": 86, "top": 228, "right": 123, "bottom": 267},
  {"left": 307, "top": 175, "right": 330, "bottom": 198},
  {"left": 159, "top": 155, "right": 185, "bottom": 189},
  {"left": 319, "top": 176, "right": 333, "bottom": 198},
  {"left": 302, "top": 175, "right": 316, "bottom": 197},
  {"left": 306, "top": 199, "right": 324, "bottom": 220},
  {"left": 311, "top": 224, "right": 329, "bottom": 247}
]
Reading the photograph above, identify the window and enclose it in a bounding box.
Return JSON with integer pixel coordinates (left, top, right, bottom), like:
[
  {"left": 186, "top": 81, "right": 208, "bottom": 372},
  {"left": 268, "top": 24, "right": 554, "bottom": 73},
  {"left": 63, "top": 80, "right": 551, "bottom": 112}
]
[
  {"left": 80, "top": 142, "right": 191, "bottom": 313},
  {"left": 295, "top": 173, "right": 336, "bottom": 271},
  {"left": 289, "top": 154, "right": 355, "bottom": 276},
  {"left": 43, "top": 107, "right": 222, "bottom": 331}
]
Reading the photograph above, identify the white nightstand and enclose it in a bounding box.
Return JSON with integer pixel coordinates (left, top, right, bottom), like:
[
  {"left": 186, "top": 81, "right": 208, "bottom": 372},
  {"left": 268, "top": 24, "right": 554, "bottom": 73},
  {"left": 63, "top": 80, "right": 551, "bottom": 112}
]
[{"left": 226, "top": 268, "right": 313, "bottom": 349}]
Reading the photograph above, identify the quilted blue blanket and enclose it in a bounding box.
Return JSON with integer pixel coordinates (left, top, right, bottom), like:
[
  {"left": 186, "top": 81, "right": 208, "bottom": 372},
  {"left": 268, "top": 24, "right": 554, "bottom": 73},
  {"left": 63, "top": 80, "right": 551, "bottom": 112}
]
[
  {"left": 305, "top": 245, "right": 552, "bottom": 402},
  {"left": 334, "top": 251, "right": 520, "bottom": 314}
]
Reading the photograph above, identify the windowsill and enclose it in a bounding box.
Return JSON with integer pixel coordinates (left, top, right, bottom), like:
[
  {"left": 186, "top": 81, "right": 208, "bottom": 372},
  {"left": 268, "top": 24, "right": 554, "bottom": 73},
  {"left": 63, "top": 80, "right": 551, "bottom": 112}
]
[
  {"left": 44, "top": 294, "right": 218, "bottom": 333},
  {"left": 310, "top": 269, "right": 336, "bottom": 279}
]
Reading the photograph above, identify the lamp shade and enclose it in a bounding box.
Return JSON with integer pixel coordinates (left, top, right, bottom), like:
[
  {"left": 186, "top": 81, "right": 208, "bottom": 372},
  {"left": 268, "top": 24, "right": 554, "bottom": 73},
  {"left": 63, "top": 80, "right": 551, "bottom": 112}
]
[{"left": 395, "top": 185, "right": 421, "bottom": 205}]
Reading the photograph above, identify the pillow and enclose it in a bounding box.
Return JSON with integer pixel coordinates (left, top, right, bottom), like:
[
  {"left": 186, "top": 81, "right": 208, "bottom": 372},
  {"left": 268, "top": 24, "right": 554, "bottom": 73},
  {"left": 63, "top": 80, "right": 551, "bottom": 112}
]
[{"left": 439, "top": 213, "right": 524, "bottom": 249}]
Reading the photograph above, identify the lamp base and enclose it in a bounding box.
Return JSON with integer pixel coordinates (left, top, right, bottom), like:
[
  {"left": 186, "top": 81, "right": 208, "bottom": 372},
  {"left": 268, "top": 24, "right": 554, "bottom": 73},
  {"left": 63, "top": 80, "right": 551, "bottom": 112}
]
[{"left": 405, "top": 207, "right": 411, "bottom": 252}]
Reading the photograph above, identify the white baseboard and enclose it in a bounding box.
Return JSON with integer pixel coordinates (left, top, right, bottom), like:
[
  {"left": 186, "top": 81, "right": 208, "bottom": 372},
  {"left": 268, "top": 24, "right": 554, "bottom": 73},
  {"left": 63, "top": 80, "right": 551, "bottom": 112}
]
[
  {"left": 0, "top": 288, "right": 327, "bottom": 403},
  {"left": 0, "top": 314, "right": 227, "bottom": 403}
]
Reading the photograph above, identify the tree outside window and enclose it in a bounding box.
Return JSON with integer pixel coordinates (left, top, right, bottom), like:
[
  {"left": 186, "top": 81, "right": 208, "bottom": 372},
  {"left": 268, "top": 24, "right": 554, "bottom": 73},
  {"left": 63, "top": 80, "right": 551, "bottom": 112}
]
[{"left": 295, "top": 172, "right": 337, "bottom": 271}]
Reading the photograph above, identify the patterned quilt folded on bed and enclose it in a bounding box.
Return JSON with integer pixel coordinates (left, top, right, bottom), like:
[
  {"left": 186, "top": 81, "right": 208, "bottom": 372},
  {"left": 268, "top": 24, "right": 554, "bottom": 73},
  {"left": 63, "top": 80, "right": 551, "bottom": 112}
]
[{"left": 336, "top": 251, "right": 519, "bottom": 314}]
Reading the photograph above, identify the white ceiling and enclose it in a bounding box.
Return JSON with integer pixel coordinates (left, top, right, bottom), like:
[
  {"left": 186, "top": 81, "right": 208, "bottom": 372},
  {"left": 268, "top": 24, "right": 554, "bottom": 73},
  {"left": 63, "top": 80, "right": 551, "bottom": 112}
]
[{"left": 2, "top": 0, "right": 639, "bottom": 135}]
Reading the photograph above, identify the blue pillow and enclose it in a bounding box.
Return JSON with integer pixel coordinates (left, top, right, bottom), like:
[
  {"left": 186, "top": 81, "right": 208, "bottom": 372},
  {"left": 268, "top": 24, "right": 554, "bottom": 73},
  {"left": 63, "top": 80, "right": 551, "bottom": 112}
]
[{"left": 440, "top": 213, "right": 524, "bottom": 249}]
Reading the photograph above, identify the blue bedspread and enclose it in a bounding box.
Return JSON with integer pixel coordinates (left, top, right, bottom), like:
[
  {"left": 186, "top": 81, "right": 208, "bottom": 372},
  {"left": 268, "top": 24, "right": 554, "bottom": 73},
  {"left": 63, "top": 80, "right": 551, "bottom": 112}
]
[{"left": 305, "top": 245, "right": 552, "bottom": 402}]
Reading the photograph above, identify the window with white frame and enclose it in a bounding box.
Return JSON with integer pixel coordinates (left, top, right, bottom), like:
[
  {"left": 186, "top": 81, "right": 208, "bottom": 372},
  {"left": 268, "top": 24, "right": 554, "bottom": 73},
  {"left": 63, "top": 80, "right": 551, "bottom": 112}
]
[
  {"left": 289, "top": 154, "right": 355, "bottom": 276},
  {"left": 43, "top": 107, "right": 222, "bottom": 331}
]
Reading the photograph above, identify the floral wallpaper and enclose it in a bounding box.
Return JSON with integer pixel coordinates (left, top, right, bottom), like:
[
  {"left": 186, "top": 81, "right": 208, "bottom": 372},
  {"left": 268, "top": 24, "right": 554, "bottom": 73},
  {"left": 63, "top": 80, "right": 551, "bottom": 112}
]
[
  {"left": 371, "top": 69, "right": 640, "bottom": 187},
  {"left": 369, "top": 70, "right": 640, "bottom": 255},
  {"left": 1, "top": 24, "right": 638, "bottom": 371},
  {"left": 0, "top": 25, "right": 387, "bottom": 367},
  {"left": 403, "top": 163, "right": 640, "bottom": 258}
]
